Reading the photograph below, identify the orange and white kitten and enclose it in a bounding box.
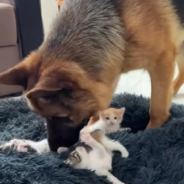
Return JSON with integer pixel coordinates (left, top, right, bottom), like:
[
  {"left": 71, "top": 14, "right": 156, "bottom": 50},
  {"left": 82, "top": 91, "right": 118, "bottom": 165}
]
[{"left": 87, "top": 108, "right": 130, "bottom": 134}]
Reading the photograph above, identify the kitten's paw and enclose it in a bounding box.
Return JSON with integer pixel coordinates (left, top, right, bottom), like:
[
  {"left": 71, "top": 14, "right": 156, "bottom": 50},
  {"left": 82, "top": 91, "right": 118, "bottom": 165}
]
[
  {"left": 0, "top": 139, "right": 36, "bottom": 153},
  {"left": 0, "top": 139, "right": 25, "bottom": 152},
  {"left": 57, "top": 147, "right": 69, "bottom": 153},
  {"left": 80, "top": 133, "right": 92, "bottom": 144},
  {"left": 119, "top": 127, "right": 131, "bottom": 132},
  {"left": 121, "top": 149, "right": 129, "bottom": 158},
  {"left": 80, "top": 126, "right": 91, "bottom": 135}
]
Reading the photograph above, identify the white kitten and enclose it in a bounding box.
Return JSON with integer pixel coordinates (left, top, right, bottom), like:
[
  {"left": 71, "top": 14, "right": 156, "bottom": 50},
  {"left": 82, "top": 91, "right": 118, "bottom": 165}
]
[{"left": 65, "top": 127, "right": 128, "bottom": 184}]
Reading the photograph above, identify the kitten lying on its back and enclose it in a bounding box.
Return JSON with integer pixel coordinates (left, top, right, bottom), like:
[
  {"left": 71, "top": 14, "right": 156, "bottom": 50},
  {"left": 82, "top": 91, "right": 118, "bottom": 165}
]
[
  {"left": 62, "top": 112, "right": 130, "bottom": 184},
  {"left": 65, "top": 126, "right": 128, "bottom": 184}
]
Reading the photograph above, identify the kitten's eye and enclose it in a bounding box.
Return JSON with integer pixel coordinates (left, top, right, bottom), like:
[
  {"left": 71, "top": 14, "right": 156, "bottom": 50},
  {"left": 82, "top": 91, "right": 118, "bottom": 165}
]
[
  {"left": 106, "top": 117, "right": 109, "bottom": 120},
  {"left": 114, "top": 117, "right": 117, "bottom": 120}
]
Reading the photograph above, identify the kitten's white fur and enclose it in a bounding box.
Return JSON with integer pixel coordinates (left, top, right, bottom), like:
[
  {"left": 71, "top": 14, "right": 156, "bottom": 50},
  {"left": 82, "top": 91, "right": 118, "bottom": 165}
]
[
  {"left": 80, "top": 126, "right": 129, "bottom": 157},
  {"left": 68, "top": 127, "right": 127, "bottom": 184},
  {"left": 89, "top": 118, "right": 121, "bottom": 134},
  {"left": 0, "top": 139, "right": 49, "bottom": 153}
]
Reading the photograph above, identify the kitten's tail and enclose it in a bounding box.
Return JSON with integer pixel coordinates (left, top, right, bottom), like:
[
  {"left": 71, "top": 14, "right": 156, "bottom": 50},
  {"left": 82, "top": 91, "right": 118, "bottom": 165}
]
[{"left": 106, "top": 172, "right": 125, "bottom": 184}]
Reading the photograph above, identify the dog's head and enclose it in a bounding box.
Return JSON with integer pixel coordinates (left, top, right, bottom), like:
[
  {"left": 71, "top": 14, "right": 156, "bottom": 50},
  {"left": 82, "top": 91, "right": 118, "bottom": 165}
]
[{"left": 0, "top": 51, "right": 98, "bottom": 125}]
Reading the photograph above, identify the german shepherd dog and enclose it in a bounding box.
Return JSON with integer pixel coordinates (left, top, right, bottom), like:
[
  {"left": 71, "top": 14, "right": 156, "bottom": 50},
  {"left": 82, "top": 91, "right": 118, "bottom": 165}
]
[{"left": 0, "top": 0, "right": 184, "bottom": 151}]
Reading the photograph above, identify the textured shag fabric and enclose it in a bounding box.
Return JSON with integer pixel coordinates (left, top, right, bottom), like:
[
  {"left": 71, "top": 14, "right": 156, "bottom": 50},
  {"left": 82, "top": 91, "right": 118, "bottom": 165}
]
[{"left": 0, "top": 93, "right": 184, "bottom": 184}]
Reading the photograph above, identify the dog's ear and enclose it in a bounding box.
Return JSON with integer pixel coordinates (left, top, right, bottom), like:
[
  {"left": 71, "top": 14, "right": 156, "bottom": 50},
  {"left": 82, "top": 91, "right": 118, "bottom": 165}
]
[
  {"left": 0, "top": 52, "right": 39, "bottom": 88},
  {"left": 25, "top": 75, "right": 78, "bottom": 104},
  {"left": 26, "top": 87, "right": 61, "bottom": 104}
]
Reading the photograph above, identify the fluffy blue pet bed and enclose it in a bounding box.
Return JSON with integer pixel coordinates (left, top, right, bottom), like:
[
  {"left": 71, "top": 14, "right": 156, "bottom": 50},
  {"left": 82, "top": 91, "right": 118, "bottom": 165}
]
[{"left": 0, "top": 93, "right": 184, "bottom": 184}]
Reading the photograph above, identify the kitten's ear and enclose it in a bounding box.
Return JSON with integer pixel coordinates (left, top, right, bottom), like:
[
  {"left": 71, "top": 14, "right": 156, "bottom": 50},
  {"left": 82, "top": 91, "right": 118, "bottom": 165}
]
[
  {"left": 98, "top": 111, "right": 104, "bottom": 117},
  {"left": 118, "top": 107, "right": 126, "bottom": 116},
  {"left": 87, "top": 115, "right": 99, "bottom": 126}
]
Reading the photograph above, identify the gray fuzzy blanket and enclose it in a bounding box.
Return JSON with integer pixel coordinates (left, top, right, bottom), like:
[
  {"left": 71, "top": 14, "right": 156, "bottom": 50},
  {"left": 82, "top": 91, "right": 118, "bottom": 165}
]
[{"left": 0, "top": 93, "right": 184, "bottom": 184}]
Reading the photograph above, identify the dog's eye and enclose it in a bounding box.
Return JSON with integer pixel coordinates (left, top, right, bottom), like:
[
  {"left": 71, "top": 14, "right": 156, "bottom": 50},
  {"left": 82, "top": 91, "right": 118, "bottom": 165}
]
[
  {"left": 106, "top": 117, "right": 109, "bottom": 120},
  {"left": 114, "top": 117, "right": 117, "bottom": 119}
]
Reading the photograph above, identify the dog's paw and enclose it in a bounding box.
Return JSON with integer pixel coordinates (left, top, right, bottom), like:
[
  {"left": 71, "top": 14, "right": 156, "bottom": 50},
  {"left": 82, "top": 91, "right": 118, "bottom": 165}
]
[{"left": 0, "top": 139, "right": 37, "bottom": 153}]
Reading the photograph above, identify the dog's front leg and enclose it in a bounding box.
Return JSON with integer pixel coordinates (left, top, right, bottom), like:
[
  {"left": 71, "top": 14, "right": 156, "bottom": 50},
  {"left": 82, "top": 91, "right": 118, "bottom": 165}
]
[{"left": 147, "top": 49, "right": 176, "bottom": 129}]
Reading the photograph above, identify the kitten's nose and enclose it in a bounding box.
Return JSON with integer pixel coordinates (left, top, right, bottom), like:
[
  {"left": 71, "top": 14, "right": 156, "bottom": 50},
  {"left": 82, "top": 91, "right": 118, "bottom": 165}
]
[{"left": 110, "top": 122, "right": 114, "bottom": 125}]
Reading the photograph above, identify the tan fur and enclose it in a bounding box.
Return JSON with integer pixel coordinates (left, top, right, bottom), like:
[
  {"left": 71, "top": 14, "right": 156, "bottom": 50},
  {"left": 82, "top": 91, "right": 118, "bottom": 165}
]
[
  {"left": 0, "top": 0, "right": 183, "bottom": 134},
  {"left": 120, "top": 0, "right": 183, "bottom": 128}
]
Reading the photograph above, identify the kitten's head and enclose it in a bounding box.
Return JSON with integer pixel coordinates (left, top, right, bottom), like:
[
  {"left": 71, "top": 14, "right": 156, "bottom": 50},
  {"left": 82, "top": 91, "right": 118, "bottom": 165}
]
[
  {"left": 99, "top": 108, "right": 125, "bottom": 126},
  {"left": 65, "top": 150, "right": 82, "bottom": 166},
  {"left": 65, "top": 146, "right": 89, "bottom": 167}
]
